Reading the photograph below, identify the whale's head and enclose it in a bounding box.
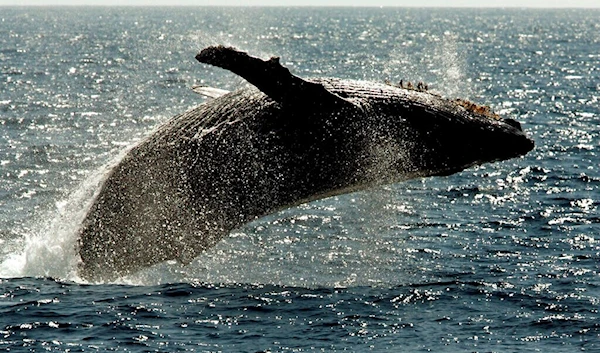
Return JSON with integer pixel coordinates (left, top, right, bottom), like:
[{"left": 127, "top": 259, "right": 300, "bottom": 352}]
[
  {"left": 322, "top": 80, "right": 535, "bottom": 184},
  {"left": 274, "top": 79, "right": 535, "bottom": 200}
]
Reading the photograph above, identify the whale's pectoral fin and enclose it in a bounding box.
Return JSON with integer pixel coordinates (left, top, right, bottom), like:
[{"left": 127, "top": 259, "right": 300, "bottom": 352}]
[
  {"left": 191, "top": 85, "right": 230, "bottom": 99},
  {"left": 195, "top": 46, "right": 352, "bottom": 110}
]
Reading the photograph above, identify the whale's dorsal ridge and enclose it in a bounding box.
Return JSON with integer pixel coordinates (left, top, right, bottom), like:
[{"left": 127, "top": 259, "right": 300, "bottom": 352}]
[{"left": 195, "top": 45, "right": 352, "bottom": 110}]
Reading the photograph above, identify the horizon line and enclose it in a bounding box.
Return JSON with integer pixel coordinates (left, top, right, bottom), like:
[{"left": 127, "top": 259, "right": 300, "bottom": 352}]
[{"left": 1, "top": 4, "right": 599, "bottom": 8}]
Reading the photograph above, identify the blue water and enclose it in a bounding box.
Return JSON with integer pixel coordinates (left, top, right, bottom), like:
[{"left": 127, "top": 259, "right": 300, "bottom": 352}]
[{"left": 1, "top": 7, "right": 599, "bottom": 352}]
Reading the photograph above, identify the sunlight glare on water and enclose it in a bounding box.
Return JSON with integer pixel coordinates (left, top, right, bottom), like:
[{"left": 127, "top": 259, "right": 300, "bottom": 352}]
[{"left": 0, "top": 7, "right": 598, "bottom": 352}]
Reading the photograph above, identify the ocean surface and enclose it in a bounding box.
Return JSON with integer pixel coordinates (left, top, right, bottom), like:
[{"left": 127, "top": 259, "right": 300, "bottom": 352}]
[{"left": 1, "top": 6, "right": 599, "bottom": 352}]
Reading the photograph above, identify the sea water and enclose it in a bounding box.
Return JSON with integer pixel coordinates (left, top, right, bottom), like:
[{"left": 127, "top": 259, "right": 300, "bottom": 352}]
[{"left": 1, "top": 7, "right": 598, "bottom": 352}]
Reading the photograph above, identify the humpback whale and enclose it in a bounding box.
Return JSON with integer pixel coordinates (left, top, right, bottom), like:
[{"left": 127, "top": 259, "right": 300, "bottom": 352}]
[{"left": 77, "top": 46, "right": 534, "bottom": 281}]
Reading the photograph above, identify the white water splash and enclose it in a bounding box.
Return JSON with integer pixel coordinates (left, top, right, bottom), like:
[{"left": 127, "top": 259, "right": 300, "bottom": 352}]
[{"left": 0, "top": 149, "right": 132, "bottom": 282}]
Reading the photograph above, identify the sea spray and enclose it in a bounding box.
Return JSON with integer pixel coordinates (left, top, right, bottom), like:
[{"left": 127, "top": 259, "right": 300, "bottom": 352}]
[
  {"left": 382, "top": 31, "right": 472, "bottom": 99},
  {"left": 435, "top": 31, "right": 472, "bottom": 99},
  {"left": 0, "top": 147, "right": 134, "bottom": 282}
]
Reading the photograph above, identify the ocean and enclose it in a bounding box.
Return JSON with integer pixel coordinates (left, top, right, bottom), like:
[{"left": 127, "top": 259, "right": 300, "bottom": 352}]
[{"left": 1, "top": 6, "right": 598, "bottom": 352}]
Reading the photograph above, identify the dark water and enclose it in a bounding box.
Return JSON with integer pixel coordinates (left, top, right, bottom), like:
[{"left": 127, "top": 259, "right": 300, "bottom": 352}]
[{"left": 1, "top": 7, "right": 599, "bottom": 352}]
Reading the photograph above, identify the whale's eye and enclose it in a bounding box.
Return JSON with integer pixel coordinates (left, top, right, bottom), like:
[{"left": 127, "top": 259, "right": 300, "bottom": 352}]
[{"left": 503, "top": 118, "right": 522, "bottom": 131}]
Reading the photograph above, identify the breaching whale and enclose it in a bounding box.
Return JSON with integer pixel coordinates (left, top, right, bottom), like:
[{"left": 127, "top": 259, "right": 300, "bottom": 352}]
[{"left": 77, "top": 46, "right": 534, "bottom": 281}]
